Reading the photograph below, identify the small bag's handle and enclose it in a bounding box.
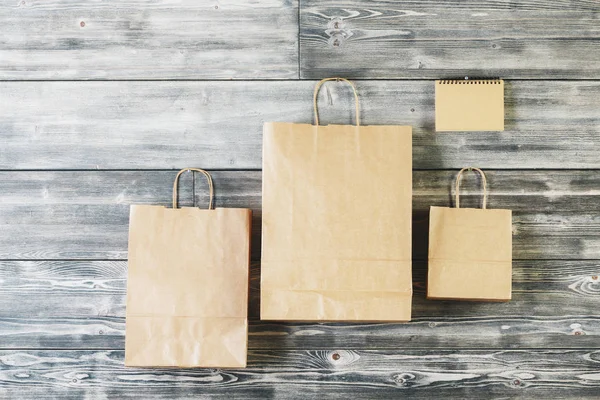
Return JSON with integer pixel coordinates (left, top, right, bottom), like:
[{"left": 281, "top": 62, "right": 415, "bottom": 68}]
[
  {"left": 172, "top": 168, "right": 214, "bottom": 209},
  {"left": 313, "top": 77, "right": 360, "bottom": 126},
  {"left": 455, "top": 167, "right": 487, "bottom": 209}
]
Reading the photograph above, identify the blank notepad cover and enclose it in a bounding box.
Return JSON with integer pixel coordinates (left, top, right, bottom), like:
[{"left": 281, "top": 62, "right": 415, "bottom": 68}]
[{"left": 435, "top": 79, "right": 504, "bottom": 131}]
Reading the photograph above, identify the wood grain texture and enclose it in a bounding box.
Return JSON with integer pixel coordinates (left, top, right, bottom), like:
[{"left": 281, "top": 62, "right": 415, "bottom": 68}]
[
  {"left": 0, "top": 349, "right": 599, "bottom": 399},
  {"left": 0, "top": 0, "right": 298, "bottom": 79},
  {"left": 2, "top": 1, "right": 598, "bottom": 398},
  {"left": 2, "top": 80, "right": 600, "bottom": 169},
  {"left": 300, "top": 0, "right": 600, "bottom": 79},
  {"left": 0, "top": 259, "right": 598, "bottom": 349},
  {"left": 2, "top": 170, "right": 600, "bottom": 259},
  {"left": 0, "top": 171, "right": 193, "bottom": 259}
]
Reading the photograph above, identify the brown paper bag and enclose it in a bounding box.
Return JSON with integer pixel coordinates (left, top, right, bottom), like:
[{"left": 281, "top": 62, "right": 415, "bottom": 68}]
[
  {"left": 125, "top": 168, "right": 251, "bottom": 368},
  {"left": 428, "top": 168, "right": 512, "bottom": 301},
  {"left": 261, "top": 78, "right": 413, "bottom": 321}
]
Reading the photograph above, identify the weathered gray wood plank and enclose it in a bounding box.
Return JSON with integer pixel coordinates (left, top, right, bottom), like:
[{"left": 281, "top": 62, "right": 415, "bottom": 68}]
[
  {"left": 196, "top": 169, "right": 600, "bottom": 213},
  {"left": 0, "top": 0, "right": 298, "bottom": 79},
  {"left": 0, "top": 349, "right": 599, "bottom": 399},
  {"left": 2, "top": 170, "right": 600, "bottom": 259},
  {"left": 0, "top": 260, "right": 597, "bottom": 349},
  {"left": 0, "top": 171, "right": 193, "bottom": 259},
  {"left": 300, "top": 0, "right": 600, "bottom": 79},
  {"left": 1, "top": 81, "right": 600, "bottom": 169},
  {"left": 199, "top": 169, "right": 600, "bottom": 260}
]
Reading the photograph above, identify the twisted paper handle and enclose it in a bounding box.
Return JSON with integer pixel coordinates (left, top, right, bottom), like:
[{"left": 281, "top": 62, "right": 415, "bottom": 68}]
[
  {"left": 172, "top": 168, "right": 214, "bottom": 209},
  {"left": 313, "top": 77, "right": 360, "bottom": 126},
  {"left": 455, "top": 167, "right": 487, "bottom": 209}
]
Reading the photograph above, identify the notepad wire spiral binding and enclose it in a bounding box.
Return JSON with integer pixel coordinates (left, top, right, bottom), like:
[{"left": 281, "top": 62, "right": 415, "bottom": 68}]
[{"left": 438, "top": 78, "right": 502, "bottom": 85}]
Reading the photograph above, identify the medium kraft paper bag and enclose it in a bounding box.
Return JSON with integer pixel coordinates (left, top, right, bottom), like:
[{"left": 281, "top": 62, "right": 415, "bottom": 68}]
[
  {"left": 261, "top": 78, "right": 413, "bottom": 321},
  {"left": 428, "top": 168, "right": 512, "bottom": 301},
  {"left": 125, "top": 168, "right": 251, "bottom": 368}
]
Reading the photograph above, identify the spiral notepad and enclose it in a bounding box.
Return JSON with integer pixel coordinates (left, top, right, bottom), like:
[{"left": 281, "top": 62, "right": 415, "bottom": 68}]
[{"left": 435, "top": 79, "right": 504, "bottom": 132}]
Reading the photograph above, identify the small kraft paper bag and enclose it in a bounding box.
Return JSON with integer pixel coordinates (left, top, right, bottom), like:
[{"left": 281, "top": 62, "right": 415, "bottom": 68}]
[
  {"left": 125, "top": 168, "right": 252, "bottom": 368},
  {"left": 428, "top": 168, "right": 512, "bottom": 301},
  {"left": 261, "top": 78, "right": 413, "bottom": 321}
]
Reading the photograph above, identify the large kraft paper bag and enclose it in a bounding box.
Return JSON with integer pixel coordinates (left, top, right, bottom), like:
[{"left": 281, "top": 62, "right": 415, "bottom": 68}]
[
  {"left": 125, "top": 168, "right": 252, "bottom": 368},
  {"left": 261, "top": 78, "right": 413, "bottom": 321},
  {"left": 428, "top": 168, "right": 512, "bottom": 301}
]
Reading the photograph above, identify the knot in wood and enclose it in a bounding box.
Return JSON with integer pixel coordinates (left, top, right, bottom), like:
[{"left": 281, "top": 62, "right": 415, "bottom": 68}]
[
  {"left": 325, "top": 16, "right": 352, "bottom": 49},
  {"left": 327, "top": 17, "right": 346, "bottom": 31},
  {"left": 393, "top": 373, "right": 415, "bottom": 387},
  {"left": 327, "top": 350, "right": 359, "bottom": 366}
]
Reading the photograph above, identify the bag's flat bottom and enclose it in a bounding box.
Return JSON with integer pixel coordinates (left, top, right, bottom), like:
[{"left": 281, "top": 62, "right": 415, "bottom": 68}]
[
  {"left": 260, "top": 318, "right": 411, "bottom": 322},
  {"left": 427, "top": 295, "right": 511, "bottom": 302},
  {"left": 124, "top": 362, "right": 247, "bottom": 369}
]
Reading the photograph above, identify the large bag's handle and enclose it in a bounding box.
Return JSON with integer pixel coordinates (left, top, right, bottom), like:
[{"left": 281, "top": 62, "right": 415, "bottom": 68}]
[
  {"left": 172, "top": 168, "right": 214, "bottom": 209},
  {"left": 313, "top": 77, "right": 360, "bottom": 126},
  {"left": 455, "top": 167, "right": 488, "bottom": 209}
]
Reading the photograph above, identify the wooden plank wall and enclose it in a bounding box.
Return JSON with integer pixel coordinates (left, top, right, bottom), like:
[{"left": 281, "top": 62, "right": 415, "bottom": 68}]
[{"left": 1, "top": 0, "right": 599, "bottom": 398}]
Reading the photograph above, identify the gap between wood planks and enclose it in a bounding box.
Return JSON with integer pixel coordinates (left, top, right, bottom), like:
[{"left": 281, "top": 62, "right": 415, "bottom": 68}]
[
  {"left": 1, "top": 79, "right": 600, "bottom": 82},
  {"left": 3, "top": 168, "right": 600, "bottom": 172}
]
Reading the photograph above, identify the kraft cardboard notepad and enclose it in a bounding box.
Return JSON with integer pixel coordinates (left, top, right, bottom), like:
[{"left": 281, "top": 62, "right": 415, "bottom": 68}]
[{"left": 435, "top": 79, "right": 504, "bottom": 131}]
